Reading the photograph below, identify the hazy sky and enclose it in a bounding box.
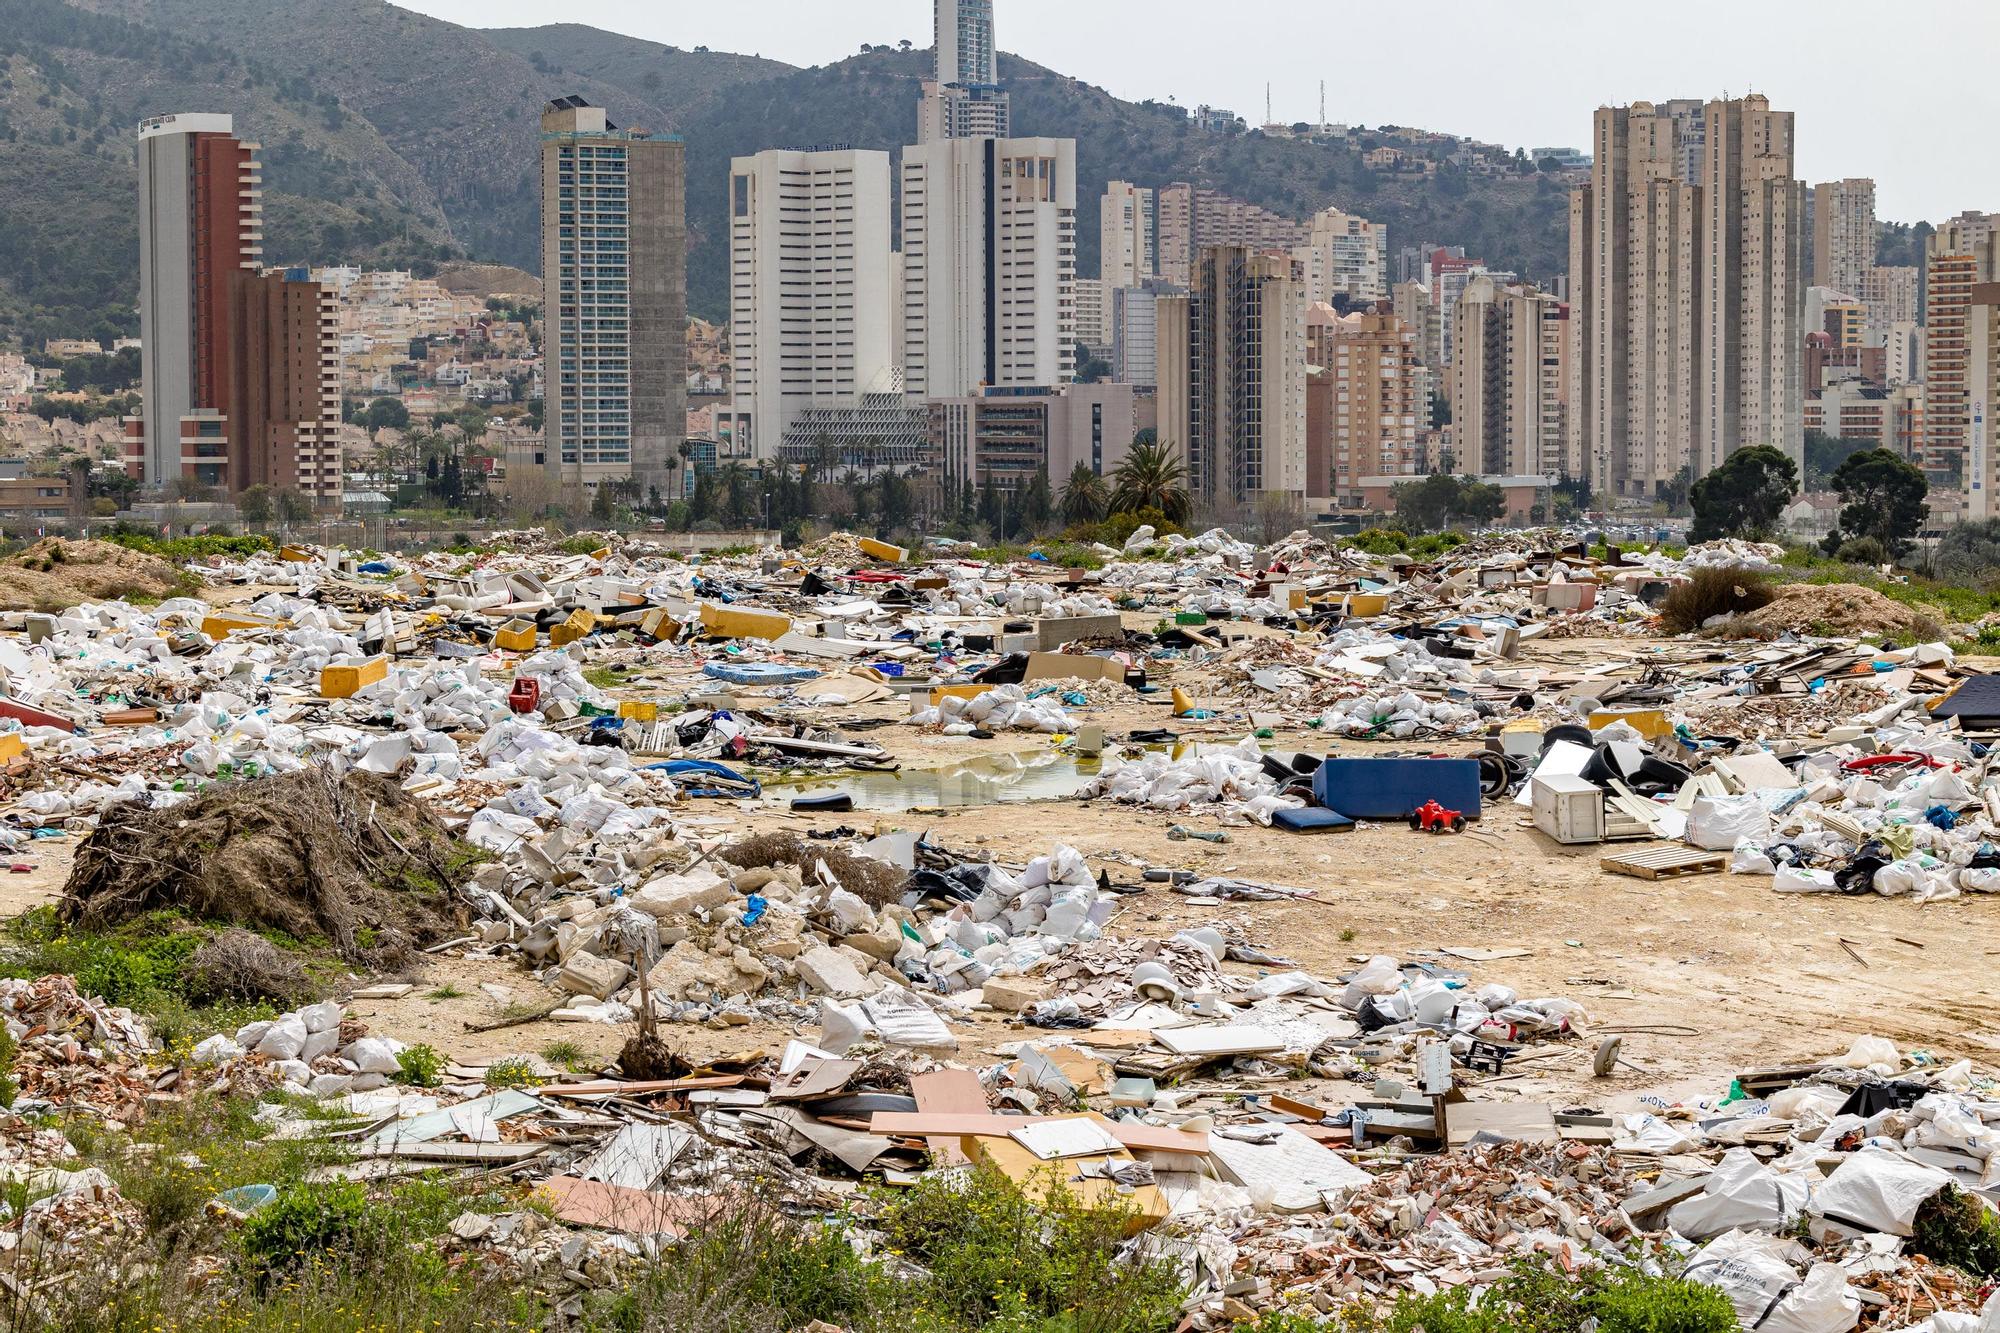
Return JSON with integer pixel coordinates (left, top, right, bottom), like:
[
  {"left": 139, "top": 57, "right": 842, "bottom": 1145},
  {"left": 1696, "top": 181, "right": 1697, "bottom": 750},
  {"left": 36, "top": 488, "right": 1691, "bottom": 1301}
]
[{"left": 391, "top": 0, "right": 1987, "bottom": 223}]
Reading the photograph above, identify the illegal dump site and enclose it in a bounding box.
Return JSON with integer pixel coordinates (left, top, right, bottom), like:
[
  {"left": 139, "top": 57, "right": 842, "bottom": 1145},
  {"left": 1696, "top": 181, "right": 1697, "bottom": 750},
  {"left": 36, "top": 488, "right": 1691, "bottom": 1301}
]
[{"left": 2, "top": 528, "right": 2000, "bottom": 1333}]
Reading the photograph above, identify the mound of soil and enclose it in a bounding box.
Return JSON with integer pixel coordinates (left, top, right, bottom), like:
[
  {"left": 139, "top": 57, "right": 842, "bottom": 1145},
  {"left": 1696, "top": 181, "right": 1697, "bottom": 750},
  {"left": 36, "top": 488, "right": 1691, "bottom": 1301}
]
[
  {"left": 60, "top": 769, "right": 468, "bottom": 962},
  {"left": 1730, "top": 583, "right": 1941, "bottom": 639},
  {"left": 0, "top": 539, "right": 181, "bottom": 612}
]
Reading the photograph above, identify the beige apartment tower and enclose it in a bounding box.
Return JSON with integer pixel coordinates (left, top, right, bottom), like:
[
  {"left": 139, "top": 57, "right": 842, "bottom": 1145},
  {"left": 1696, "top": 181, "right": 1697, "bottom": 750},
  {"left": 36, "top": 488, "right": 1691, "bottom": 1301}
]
[
  {"left": 1156, "top": 247, "right": 1309, "bottom": 508},
  {"left": 1923, "top": 214, "right": 2000, "bottom": 483},
  {"left": 1568, "top": 95, "right": 1804, "bottom": 498},
  {"left": 1100, "top": 181, "right": 1154, "bottom": 287},
  {"left": 1294, "top": 207, "right": 1388, "bottom": 304},
  {"left": 1307, "top": 304, "right": 1425, "bottom": 498},
  {"left": 1812, "top": 178, "right": 1876, "bottom": 296},
  {"left": 1451, "top": 277, "right": 1571, "bottom": 478}
]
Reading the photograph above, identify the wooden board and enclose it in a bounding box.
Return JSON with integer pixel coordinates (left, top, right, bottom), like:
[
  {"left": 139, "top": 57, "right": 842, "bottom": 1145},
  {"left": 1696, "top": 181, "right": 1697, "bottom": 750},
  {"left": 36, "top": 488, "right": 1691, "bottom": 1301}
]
[
  {"left": 911, "top": 1068, "right": 987, "bottom": 1167},
  {"left": 1600, "top": 845, "right": 1728, "bottom": 880}
]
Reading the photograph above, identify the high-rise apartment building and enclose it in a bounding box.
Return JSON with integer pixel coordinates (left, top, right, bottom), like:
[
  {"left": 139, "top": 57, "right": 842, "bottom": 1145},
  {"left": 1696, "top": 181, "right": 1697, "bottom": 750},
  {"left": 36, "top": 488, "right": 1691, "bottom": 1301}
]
[
  {"left": 1305, "top": 303, "right": 1425, "bottom": 499},
  {"left": 1111, "top": 283, "right": 1167, "bottom": 387},
  {"left": 1860, "top": 265, "right": 1920, "bottom": 340},
  {"left": 937, "top": 0, "right": 997, "bottom": 85},
  {"left": 900, "top": 135, "right": 1077, "bottom": 398},
  {"left": 1391, "top": 280, "right": 1437, "bottom": 368},
  {"left": 725, "top": 149, "right": 895, "bottom": 461},
  {"left": 1293, "top": 208, "right": 1388, "bottom": 304},
  {"left": 1965, "top": 282, "right": 2000, "bottom": 516},
  {"left": 1156, "top": 246, "right": 1309, "bottom": 507},
  {"left": 1100, "top": 181, "right": 1154, "bottom": 286},
  {"left": 920, "top": 0, "right": 1008, "bottom": 141},
  {"left": 1812, "top": 178, "right": 1877, "bottom": 296},
  {"left": 1073, "top": 277, "right": 1112, "bottom": 358},
  {"left": 1567, "top": 95, "right": 1805, "bottom": 497},
  {"left": 1923, "top": 214, "right": 2000, "bottom": 483},
  {"left": 540, "top": 97, "right": 686, "bottom": 500},
  {"left": 1451, "top": 278, "right": 1572, "bottom": 478},
  {"left": 131, "top": 113, "right": 341, "bottom": 506},
  {"left": 1155, "top": 184, "right": 1306, "bottom": 285}
]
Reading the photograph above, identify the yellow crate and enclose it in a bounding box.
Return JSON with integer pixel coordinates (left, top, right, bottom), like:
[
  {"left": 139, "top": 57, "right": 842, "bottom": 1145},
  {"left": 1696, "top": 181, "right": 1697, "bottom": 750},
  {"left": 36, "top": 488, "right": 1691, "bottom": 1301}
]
[
  {"left": 698, "top": 603, "right": 792, "bottom": 641},
  {"left": 493, "top": 619, "right": 539, "bottom": 653},
  {"left": 1341, "top": 592, "right": 1389, "bottom": 617},
  {"left": 639, "top": 608, "right": 682, "bottom": 640},
  {"left": 320, "top": 655, "right": 389, "bottom": 699},
  {"left": 618, "top": 700, "right": 659, "bottom": 722},
  {"left": 549, "top": 608, "right": 598, "bottom": 648}
]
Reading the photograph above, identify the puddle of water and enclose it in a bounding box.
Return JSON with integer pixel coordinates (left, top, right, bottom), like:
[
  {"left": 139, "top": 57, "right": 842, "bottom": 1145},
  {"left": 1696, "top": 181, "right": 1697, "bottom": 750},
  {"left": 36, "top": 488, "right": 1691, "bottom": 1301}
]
[{"left": 766, "top": 750, "right": 1104, "bottom": 811}]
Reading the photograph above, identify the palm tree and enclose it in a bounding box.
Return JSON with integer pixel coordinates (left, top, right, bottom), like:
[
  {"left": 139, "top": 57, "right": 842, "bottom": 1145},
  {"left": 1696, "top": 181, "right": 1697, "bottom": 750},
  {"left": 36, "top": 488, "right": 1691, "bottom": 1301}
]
[
  {"left": 1109, "top": 440, "right": 1190, "bottom": 524},
  {"left": 1059, "top": 463, "right": 1109, "bottom": 527}
]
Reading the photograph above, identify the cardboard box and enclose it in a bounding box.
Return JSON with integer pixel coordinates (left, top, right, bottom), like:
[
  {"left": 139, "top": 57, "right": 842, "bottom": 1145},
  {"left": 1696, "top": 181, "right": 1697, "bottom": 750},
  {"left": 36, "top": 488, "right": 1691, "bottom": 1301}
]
[
  {"left": 639, "top": 607, "right": 682, "bottom": 641},
  {"left": 493, "top": 619, "right": 538, "bottom": 653},
  {"left": 320, "top": 655, "right": 389, "bottom": 699},
  {"left": 1023, "top": 652, "right": 1125, "bottom": 683},
  {"left": 1036, "top": 613, "right": 1124, "bottom": 650}
]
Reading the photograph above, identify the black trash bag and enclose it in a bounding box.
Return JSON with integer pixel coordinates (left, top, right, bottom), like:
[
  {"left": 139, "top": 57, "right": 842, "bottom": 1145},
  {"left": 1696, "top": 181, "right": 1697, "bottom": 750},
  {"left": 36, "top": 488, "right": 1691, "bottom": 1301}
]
[
  {"left": 974, "top": 653, "right": 1029, "bottom": 685},
  {"left": 800, "top": 571, "right": 832, "bottom": 596},
  {"left": 1835, "top": 839, "right": 1892, "bottom": 895},
  {"left": 1354, "top": 993, "right": 1403, "bottom": 1033},
  {"left": 1837, "top": 1079, "right": 1928, "bottom": 1119},
  {"left": 903, "top": 865, "right": 989, "bottom": 906}
]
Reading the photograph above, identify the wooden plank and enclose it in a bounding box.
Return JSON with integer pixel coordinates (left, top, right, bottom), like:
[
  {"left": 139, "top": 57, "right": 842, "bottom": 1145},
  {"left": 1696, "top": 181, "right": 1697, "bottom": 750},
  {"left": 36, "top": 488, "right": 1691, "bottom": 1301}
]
[
  {"left": 539, "top": 1076, "right": 744, "bottom": 1099},
  {"left": 911, "top": 1068, "right": 986, "bottom": 1167},
  {"left": 537, "top": 1175, "right": 714, "bottom": 1236},
  {"left": 1600, "top": 845, "right": 1727, "bottom": 880},
  {"left": 867, "top": 1111, "right": 1209, "bottom": 1155}
]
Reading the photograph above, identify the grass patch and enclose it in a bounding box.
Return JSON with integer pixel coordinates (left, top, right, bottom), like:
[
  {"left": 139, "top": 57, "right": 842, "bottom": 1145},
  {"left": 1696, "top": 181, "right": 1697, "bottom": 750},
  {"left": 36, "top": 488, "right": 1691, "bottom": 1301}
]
[
  {"left": 1244, "top": 1255, "right": 1740, "bottom": 1333},
  {"left": 103, "top": 531, "right": 276, "bottom": 562},
  {"left": 582, "top": 664, "right": 628, "bottom": 689},
  {"left": 540, "top": 1039, "right": 593, "bottom": 1074},
  {"left": 424, "top": 983, "right": 465, "bottom": 1001}
]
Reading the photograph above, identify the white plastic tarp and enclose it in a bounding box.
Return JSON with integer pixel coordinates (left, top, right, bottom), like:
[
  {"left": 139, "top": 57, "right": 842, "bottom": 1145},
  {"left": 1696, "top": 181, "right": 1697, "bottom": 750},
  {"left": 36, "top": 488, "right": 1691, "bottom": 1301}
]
[
  {"left": 1667, "top": 1148, "right": 1810, "bottom": 1241},
  {"left": 1809, "top": 1146, "right": 1953, "bottom": 1237}
]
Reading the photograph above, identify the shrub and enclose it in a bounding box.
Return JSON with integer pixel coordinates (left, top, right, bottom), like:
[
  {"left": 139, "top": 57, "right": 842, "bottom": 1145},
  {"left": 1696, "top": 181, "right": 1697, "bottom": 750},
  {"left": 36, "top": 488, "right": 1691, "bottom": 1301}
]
[
  {"left": 874, "top": 1164, "right": 1185, "bottom": 1333},
  {"left": 393, "top": 1043, "right": 445, "bottom": 1087},
  {"left": 1658, "top": 567, "right": 1776, "bottom": 634},
  {"left": 184, "top": 929, "right": 310, "bottom": 1005},
  {"left": 483, "top": 1057, "right": 546, "bottom": 1089},
  {"left": 1912, "top": 1186, "right": 2000, "bottom": 1278},
  {"left": 1836, "top": 535, "right": 1890, "bottom": 565},
  {"left": 240, "top": 1181, "right": 374, "bottom": 1277}
]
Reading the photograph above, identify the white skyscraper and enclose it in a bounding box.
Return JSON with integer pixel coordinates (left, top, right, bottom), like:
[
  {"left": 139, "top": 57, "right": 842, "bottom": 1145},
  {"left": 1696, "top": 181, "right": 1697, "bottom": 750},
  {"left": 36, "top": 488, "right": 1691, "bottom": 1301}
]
[
  {"left": 901, "top": 136, "right": 1077, "bottom": 397},
  {"left": 936, "top": 0, "right": 997, "bottom": 85},
  {"left": 920, "top": 0, "right": 1009, "bottom": 141},
  {"left": 726, "top": 149, "right": 895, "bottom": 460}
]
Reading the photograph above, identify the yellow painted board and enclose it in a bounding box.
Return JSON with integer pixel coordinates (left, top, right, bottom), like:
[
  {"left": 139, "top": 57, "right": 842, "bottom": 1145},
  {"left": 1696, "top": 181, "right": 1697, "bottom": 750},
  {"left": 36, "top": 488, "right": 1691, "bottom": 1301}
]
[
  {"left": 698, "top": 603, "right": 791, "bottom": 640},
  {"left": 0, "top": 733, "right": 25, "bottom": 763},
  {"left": 201, "top": 613, "right": 280, "bottom": 639},
  {"left": 278, "top": 544, "right": 315, "bottom": 563},
  {"left": 858, "top": 537, "right": 908, "bottom": 563},
  {"left": 639, "top": 608, "right": 682, "bottom": 640},
  {"left": 1589, "top": 708, "right": 1670, "bottom": 739},
  {"left": 494, "top": 619, "right": 539, "bottom": 652},
  {"left": 928, "top": 683, "right": 989, "bottom": 707},
  {"left": 320, "top": 655, "right": 389, "bottom": 699}
]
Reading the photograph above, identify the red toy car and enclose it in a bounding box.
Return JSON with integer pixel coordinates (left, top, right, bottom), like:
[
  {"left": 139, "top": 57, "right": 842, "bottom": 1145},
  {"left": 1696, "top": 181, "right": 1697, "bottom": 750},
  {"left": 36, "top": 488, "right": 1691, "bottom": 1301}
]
[{"left": 1408, "top": 799, "right": 1466, "bottom": 834}]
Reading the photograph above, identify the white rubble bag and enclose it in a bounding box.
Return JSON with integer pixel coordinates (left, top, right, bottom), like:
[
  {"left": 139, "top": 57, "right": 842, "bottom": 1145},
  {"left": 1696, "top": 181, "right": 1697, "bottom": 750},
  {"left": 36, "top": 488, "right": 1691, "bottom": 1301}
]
[
  {"left": 1688, "top": 795, "right": 1773, "bottom": 851},
  {"left": 1685, "top": 1231, "right": 1860, "bottom": 1333},
  {"left": 1667, "top": 1148, "right": 1811, "bottom": 1241},
  {"left": 1809, "top": 1147, "right": 1954, "bottom": 1238}
]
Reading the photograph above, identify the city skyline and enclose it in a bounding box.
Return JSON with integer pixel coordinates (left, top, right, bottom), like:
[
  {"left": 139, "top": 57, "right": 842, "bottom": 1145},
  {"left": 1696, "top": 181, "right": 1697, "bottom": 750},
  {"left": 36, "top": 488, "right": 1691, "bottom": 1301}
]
[{"left": 388, "top": 0, "right": 1994, "bottom": 223}]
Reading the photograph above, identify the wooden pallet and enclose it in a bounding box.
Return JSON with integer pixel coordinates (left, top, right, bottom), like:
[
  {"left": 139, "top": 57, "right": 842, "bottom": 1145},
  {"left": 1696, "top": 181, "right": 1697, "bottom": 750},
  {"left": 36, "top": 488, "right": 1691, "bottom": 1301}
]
[{"left": 1600, "top": 844, "right": 1728, "bottom": 880}]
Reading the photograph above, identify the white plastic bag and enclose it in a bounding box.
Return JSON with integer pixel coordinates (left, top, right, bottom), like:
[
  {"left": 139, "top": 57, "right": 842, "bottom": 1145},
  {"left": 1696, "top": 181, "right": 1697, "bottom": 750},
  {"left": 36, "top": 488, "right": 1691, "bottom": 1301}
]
[
  {"left": 1731, "top": 837, "right": 1777, "bottom": 874},
  {"left": 1667, "top": 1148, "right": 1810, "bottom": 1240},
  {"left": 1809, "top": 1146, "right": 1953, "bottom": 1237},
  {"left": 1774, "top": 866, "right": 1837, "bottom": 893},
  {"left": 1689, "top": 796, "right": 1773, "bottom": 850}
]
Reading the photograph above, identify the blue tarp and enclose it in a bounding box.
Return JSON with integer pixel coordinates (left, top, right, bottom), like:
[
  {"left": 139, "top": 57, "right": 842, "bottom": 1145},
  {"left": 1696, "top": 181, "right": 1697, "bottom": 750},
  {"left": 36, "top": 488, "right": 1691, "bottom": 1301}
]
[{"left": 701, "top": 661, "right": 821, "bottom": 686}]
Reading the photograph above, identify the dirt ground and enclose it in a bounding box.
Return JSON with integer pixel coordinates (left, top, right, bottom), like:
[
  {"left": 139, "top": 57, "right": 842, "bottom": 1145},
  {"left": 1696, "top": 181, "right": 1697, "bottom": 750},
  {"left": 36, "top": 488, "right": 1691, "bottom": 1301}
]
[{"left": 10, "top": 594, "right": 1993, "bottom": 1115}]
